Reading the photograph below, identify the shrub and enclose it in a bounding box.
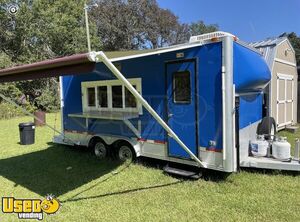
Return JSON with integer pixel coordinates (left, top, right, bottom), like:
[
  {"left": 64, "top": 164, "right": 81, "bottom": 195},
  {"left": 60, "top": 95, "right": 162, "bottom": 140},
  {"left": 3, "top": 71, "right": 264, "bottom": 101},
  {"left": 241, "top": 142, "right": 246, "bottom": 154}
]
[
  {"left": 0, "top": 102, "right": 35, "bottom": 119},
  {"left": 34, "top": 86, "right": 60, "bottom": 112}
]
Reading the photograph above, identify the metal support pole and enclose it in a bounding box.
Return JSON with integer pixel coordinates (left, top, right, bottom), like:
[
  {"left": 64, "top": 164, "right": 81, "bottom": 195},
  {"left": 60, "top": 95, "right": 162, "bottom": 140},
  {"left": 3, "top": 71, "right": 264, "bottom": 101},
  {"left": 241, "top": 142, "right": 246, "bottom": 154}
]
[
  {"left": 84, "top": 3, "right": 91, "bottom": 52},
  {"left": 96, "top": 51, "right": 206, "bottom": 168},
  {"left": 222, "top": 36, "right": 235, "bottom": 172}
]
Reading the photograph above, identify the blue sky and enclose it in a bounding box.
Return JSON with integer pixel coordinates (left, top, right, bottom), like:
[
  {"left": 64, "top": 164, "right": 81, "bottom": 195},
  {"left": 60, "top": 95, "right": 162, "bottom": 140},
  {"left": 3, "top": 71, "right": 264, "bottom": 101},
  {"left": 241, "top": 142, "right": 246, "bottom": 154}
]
[{"left": 157, "top": 0, "right": 300, "bottom": 42}]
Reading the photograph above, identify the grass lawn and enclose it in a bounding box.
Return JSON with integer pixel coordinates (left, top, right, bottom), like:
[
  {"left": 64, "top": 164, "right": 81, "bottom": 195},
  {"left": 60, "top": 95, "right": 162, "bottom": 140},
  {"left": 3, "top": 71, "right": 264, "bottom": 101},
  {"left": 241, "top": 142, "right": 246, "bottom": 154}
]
[{"left": 0, "top": 113, "right": 299, "bottom": 221}]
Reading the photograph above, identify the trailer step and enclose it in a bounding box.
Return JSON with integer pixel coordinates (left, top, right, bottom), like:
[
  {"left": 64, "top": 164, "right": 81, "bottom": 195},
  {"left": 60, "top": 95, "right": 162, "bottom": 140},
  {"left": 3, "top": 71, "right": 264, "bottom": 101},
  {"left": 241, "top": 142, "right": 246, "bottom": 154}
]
[{"left": 163, "top": 165, "right": 201, "bottom": 179}]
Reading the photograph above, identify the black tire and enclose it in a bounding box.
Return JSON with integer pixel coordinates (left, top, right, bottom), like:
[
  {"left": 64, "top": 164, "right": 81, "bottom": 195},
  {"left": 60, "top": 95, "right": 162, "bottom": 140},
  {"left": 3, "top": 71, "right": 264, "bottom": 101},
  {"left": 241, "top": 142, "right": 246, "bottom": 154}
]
[
  {"left": 94, "top": 141, "right": 107, "bottom": 160},
  {"left": 117, "top": 143, "right": 135, "bottom": 162},
  {"left": 256, "top": 117, "right": 276, "bottom": 140}
]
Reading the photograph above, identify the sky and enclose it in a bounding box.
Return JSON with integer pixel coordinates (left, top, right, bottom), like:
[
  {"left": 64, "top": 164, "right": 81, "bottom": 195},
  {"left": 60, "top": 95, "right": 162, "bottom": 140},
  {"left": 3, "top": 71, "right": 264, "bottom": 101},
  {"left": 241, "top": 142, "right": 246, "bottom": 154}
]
[{"left": 157, "top": 0, "right": 300, "bottom": 42}]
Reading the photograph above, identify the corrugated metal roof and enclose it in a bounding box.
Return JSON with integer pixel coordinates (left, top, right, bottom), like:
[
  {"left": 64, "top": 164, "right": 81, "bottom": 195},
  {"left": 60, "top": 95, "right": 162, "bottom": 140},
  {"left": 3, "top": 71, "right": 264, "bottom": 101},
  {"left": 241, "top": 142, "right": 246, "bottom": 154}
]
[
  {"left": 248, "top": 37, "right": 288, "bottom": 69},
  {"left": 249, "top": 37, "right": 287, "bottom": 48}
]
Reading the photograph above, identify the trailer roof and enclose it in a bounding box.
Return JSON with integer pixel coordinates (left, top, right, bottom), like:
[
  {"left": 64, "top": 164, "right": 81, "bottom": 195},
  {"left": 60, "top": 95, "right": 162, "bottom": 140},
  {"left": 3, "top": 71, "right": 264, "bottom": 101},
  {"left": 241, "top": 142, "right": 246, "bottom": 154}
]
[
  {"left": 104, "top": 49, "right": 157, "bottom": 59},
  {"left": 0, "top": 31, "right": 261, "bottom": 83},
  {"left": 0, "top": 45, "right": 185, "bottom": 82}
]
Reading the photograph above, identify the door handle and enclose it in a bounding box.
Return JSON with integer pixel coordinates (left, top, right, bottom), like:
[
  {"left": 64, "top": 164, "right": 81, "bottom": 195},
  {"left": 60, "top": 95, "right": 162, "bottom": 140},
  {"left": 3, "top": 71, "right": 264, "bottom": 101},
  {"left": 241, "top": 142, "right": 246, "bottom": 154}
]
[{"left": 168, "top": 113, "right": 173, "bottom": 118}]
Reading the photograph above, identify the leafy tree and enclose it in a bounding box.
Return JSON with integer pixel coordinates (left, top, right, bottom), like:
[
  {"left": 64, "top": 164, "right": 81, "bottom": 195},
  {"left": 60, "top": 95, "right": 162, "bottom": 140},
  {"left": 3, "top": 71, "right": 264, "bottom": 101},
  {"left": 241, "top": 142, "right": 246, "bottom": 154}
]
[
  {"left": 91, "top": 0, "right": 218, "bottom": 50},
  {"left": 0, "top": 0, "right": 101, "bottom": 113},
  {"left": 141, "top": 4, "right": 180, "bottom": 48},
  {"left": 0, "top": 0, "right": 101, "bottom": 62},
  {"left": 0, "top": 52, "right": 13, "bottom": 69},
  {"left": 0, "top": 0, "right": 220, "bottom": 116},
  {"left": 189, "top": 20, "right": 219, "bottom": 37},
  {"left": 34, "top": 82, "right": 60, "bottom": 112}
]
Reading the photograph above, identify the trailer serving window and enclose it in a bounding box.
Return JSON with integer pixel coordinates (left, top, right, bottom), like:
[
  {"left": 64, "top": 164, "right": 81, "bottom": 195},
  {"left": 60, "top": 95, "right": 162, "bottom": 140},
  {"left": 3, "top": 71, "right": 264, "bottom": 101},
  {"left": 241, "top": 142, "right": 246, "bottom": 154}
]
[{"left": 82, "top": 78, "right": 142, "bottom": 113}]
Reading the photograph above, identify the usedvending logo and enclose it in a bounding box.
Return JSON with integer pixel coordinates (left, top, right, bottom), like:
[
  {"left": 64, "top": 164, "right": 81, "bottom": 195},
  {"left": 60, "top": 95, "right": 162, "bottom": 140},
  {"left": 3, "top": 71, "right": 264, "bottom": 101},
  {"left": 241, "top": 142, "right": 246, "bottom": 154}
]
[
  {"left": 7, "top": 3, "right": 19, "bottom": 15},
  {"left": 0, "top": 2, "right": 19, "bottom": 15},
  {"left": 2, "top": 194, "right": 60, "bottom": 220}
]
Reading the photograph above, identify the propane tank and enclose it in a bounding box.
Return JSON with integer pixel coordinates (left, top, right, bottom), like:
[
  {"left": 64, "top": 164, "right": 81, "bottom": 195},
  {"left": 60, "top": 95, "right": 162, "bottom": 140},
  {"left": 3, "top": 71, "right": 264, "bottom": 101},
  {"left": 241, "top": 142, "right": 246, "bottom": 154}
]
[
  {"left": 272, "top": 137, "right": 291, "bottom": 161},
  {"left": 250, "top": 135, "right": 269, "bottom": 157}
]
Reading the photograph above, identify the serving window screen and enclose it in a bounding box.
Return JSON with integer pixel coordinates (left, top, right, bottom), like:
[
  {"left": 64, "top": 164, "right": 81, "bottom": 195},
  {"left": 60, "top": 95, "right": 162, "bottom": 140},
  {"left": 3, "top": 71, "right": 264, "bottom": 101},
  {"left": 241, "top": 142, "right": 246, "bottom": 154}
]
[
  {"left": 173, "top": 71, "right": 191, "bottom": 103},
  {"left": 112, "top": 85, "right": 123, "bottom": 108},
  {"left": 87, "top": 87, "right": 96, "bottom": 107},
  {"left": 98, "top": 86, "right": 108, "bottom": 108},
  {"left": 125, "top": 85, "right": 137, "bottom": 108}
]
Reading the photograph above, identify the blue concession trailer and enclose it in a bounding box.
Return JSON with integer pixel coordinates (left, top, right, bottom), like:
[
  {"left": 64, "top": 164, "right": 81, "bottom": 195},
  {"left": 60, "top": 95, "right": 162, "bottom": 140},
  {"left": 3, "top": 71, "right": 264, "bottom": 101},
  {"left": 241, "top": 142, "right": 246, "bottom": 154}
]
[{"left": 0, "top": 32, "right": 299, "bottom": 174}]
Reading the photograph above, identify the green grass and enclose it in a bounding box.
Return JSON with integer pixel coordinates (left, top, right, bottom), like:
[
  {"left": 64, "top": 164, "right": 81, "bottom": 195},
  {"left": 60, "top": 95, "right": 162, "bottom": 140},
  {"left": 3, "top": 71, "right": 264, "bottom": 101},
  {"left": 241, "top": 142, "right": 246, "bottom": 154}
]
[{"left": 0, "top": 113, "right": 299, "bottom": 221}]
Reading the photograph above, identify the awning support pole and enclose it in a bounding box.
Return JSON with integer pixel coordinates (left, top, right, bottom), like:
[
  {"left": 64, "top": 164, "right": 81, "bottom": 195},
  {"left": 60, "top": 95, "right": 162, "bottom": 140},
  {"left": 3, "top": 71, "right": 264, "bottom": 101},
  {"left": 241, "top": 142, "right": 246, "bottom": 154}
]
[
  {"left": 96, "top": 51, "right": 207, "bottom": 168},
  {"left": 0, "top": 93, "right": 77, "bottom": 145}
]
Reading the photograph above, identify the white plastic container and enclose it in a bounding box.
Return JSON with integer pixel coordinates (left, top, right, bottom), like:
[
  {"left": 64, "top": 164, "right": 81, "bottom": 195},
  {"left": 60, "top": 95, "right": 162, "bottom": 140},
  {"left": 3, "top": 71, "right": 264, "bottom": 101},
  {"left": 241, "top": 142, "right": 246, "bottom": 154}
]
[
  {"left": 250, "top": 135, "right": 269, "bottom": 157},
  {"left": 272, "top": 137, "right": 291, "bottom": 161},
  {"left": 294, "top": 139, "right": 300, "bottom": 161}
]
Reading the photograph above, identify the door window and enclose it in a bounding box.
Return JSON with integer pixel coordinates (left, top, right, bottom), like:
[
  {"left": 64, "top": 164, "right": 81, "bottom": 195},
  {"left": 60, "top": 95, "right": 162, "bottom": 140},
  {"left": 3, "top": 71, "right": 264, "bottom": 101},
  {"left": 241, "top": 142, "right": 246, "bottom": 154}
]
[{"left": 173, "top": 71, "right": 191, "bottom": 103}]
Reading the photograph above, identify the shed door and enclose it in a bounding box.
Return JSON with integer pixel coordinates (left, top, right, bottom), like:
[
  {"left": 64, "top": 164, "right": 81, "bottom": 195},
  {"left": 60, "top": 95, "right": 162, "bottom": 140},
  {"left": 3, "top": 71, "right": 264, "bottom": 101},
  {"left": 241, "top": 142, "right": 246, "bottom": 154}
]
[
  {"left": 277, "top": 73, "right": 294, "bottom": 128},
  {"left": 166, "top": 61, "right": 197, "bottom": 159}
]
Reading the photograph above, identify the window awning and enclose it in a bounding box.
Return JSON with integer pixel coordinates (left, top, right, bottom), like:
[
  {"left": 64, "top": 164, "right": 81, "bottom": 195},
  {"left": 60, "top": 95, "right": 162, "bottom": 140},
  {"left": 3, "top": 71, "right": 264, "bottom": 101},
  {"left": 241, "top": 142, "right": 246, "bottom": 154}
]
[{"left": 0, "top": 52, "right": 97, "bottom": 82}]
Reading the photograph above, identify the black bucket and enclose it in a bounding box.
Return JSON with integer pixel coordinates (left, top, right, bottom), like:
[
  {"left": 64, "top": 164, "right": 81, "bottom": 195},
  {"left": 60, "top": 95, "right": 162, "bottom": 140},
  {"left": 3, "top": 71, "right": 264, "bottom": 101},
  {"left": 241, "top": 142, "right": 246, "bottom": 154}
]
[{"left": 19, "top": 122, "right": 35, "bottom": 145}]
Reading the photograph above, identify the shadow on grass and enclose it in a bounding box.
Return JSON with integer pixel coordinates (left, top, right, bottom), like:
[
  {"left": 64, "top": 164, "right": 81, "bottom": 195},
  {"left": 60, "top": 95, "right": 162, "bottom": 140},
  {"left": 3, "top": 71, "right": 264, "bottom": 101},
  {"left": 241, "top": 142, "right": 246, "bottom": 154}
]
[
  {"left": 0, "top": 144, "right": 122, "bottom": 197},
  {"left": 136, "top": 157, "right": 230, "bottom": 182},
  {"left": 62, "top": 180, "right": 183, "bottom": 203}
]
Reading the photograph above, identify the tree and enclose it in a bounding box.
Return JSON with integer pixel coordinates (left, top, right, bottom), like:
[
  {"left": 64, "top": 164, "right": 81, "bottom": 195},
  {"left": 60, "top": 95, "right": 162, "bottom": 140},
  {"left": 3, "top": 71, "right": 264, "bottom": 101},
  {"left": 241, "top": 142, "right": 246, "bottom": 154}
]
[
  {"left": 91, "top": 0, "right": 219, "bottom": 50},
  {"left": 0, "top": 0, "right": 220, "bottom": 115},
  {"left": 0, "top": 52, "right": 13, "bottom": 69},
  {"left": 142, "top": 5, "right": 180, "bottom": 48},
  {"left": 0, "top": 0, "right": 101, "bottom": 63},
  {"left": 189, "top": 20, "right": 219, "bottom": 37},
  {"left": 0, "top": 0, "right": 101, "bottom": 112}
]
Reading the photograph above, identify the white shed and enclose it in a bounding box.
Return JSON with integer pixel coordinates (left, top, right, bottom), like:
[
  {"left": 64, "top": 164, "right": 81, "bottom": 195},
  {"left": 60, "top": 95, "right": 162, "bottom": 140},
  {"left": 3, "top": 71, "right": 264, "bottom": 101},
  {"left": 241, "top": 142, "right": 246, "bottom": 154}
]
[{"left": 250, "top": 37, "right": 298, "bottom": 130}]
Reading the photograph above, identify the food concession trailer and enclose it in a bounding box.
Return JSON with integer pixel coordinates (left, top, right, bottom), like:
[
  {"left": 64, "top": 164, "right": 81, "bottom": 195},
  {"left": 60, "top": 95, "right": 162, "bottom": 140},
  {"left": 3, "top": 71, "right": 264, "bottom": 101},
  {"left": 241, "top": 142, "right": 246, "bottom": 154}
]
[{"left": 0, "top": 32, "right": 299, "bottom": 176}]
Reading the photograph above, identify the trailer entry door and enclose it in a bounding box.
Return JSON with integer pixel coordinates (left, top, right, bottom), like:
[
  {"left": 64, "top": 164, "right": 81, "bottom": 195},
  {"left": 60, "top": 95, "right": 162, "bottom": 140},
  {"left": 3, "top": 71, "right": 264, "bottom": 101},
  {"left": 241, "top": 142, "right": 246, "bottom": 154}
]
[{"left": 166, "top": 61, "right": 197, "bottom": 159}]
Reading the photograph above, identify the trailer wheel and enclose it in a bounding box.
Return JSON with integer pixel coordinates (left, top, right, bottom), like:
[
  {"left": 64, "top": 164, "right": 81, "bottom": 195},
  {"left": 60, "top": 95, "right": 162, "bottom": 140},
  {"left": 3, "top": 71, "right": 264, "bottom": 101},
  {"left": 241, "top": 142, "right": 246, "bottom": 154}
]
[
  {"left": 94, "top": 141, "right": 107, "bottom": 160},
  {"left": 118, "top": 144, "right": 135, "bottom": 162}
]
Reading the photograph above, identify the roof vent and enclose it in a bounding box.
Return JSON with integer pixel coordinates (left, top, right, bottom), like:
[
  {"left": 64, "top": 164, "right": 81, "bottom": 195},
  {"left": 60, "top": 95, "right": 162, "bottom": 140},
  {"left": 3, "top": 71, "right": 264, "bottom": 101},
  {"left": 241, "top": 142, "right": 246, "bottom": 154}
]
[{"left": 189, "top": 31, "right": 238, "bottom": 43}]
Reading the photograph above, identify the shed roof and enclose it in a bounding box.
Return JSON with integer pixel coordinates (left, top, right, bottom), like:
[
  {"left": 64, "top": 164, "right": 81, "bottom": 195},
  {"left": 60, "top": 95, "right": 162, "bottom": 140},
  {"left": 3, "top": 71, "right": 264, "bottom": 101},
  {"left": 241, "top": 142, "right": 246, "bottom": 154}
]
[
  {"left": 249, "top": 37, "right": 287, "bottom": 48},
  {"left": 249, "top": 37, "right": 294, "bottom": 69}
]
